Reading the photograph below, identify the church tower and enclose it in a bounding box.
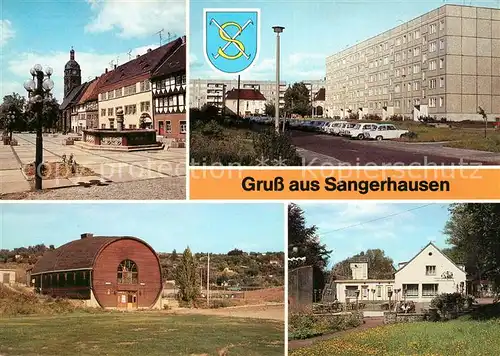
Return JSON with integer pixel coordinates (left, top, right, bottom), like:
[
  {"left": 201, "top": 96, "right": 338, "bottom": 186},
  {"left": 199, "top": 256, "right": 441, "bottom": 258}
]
[{"left": 64, "top": 47, "right": 81, "bottom": 98}]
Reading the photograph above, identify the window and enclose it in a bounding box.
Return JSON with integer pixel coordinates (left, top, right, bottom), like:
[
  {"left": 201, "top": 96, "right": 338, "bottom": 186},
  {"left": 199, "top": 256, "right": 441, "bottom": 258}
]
[
  {"left": 107, "top": 108, "right": 113, "bottom": 116},
  {"left": 140, "top": 101, "right": 151, "bottom": 112},
  {"left": 124, "top": 84, "right": 137, "bottom": 96},
  {"left": 345, "top": 286, "right": 359, "bottom": 298},
  {"left": 101, "top": 109, "right": 106, "bottom": 117},
  {"left": 429, "top": 60, "right": 437, "bottom": 70},
  {"left": 101, "top": 123, "right": 106, "bottom": 129},
  {"left": 107, "top": 90, "right": 114, "bottom": 99},
  {"left": 377, "top": 285, "right": 382, "bottom": 298},
  {"left": 395, "top": 100, "right": 400, "bottom": 108},
  {"left": 395, "top": 52, "right": 401, "bottom": 61},
  {"left": 414, "top": 30, "right": 420, "bottom": 39},
  {"left": 429, "top": 97, "right": 437, "bottom": 107},
  {"left": 426, "top": 265, "right": 436, "bottom": 276},
  {"left": 413, "top": 64, "right": 420, "bottom": 73},
  {"left": 413, "top": 81, "right": 420, "bottom": 90},
  {"left": 422, "top": 54, "right": 427, "bottom": 63},
  {"left": 403, "top": 284, "right": 419, "bottom": 297},
  {"left": 439, "top": 39, "right": 445, "bottom": 50},
  {"left": 180, "top": 121, "right": 186, "bottom": 133},
  {"left": 115, "top": 88, "right": 122, "bottom": 97},
  {"left": 414, "top": 47, "right": 420, "bottom": 56},
  {"left": 396, "top": 38, "right": 401, "bottom": 46},
  {"left": 117, "top": 260, "right": 138, "bottom": 284},
  {"left": 430, "top": 23, "right": 437, "bottom": 34},
  {"left": 403, "top": 35, "right": 407, "bottom": 44},
  {"left": 124, "top": 105, "right": 137, "bottom": 115},
  {"left": 423, "top": 35, "right": 427, "bottom": 45},
  {"left": 407, "top": 83, "right": 411, "bottom": 92},
  {"left": 429, "top": 79, "right": 437, "bottom": 89},
  {"left": 129, "top": 124, "right": 137, "bottom": 129},
  {"left": 395, "top": 84, "right": 401, "bottom": 93},
  {"left": 439, "top": 97, "right": 444, "bottom": 107},
  {"left": 439, "top": 20, "right": 445, "bottom": 31},
  {"left": 429, "top": 41, "right": 437, "bottom": 52},
  {"left": 440, "top": 77, "right": 445, "bottom": 88},
  {"left": 439, "top": 58, "right": 444, "bottom": 69},
  {"left": 422, "top": 284, "right": 439, "bottom": 297},
  {"left": 165, "top": 120, "right": 172, "bottom": 133}
]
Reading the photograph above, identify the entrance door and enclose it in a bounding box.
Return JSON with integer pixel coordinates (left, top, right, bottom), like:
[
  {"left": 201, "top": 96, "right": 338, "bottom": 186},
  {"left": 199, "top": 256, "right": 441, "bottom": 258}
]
[
  {"left": 158, "top": 121, "right": 164, "bottom": 135},
  {"left": 127, "top": 292, "right": 138, "bottom": 309},
  {"left": 117, "top": 291, "right": 138, "bottom": 309}
]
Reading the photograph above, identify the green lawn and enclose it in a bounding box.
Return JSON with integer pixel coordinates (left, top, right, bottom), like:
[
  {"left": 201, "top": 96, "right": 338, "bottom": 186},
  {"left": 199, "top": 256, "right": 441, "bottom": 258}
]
[
  {"left": 0, "top": 312, "right": 284, "bottom": 356},
  {"left": 290, "top": 316, "right": 500, "bottom": 356}
]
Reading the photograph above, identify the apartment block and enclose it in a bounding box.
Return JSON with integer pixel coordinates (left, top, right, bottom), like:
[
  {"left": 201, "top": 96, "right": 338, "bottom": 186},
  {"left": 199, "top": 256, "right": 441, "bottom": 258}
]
[
  {"left": 325, "top": 4, "right": 500, "bottom": 121},
  {"left": 190, "top": 79, "right": 325, "bottom": 111}
]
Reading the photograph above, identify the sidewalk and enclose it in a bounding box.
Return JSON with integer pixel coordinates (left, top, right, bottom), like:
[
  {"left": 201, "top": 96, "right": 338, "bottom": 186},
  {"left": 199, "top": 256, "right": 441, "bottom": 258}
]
[{"left": 0, "top": 145, "right": 31, "bottom": 195}]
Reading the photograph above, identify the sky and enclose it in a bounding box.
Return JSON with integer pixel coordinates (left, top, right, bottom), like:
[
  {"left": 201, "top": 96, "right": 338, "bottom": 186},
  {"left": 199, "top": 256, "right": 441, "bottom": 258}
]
[
  {"left": 0, "top": 0, "right": 186, "bottom": 102},
  {"left": 0, "top": 203, "right": 285, "bottom": 253},
  {"left": 190, "top": 0, "right": 500, "bottom": 81},
  {"left": 296, "top": 202, "right": 453, "bottom": 268}
]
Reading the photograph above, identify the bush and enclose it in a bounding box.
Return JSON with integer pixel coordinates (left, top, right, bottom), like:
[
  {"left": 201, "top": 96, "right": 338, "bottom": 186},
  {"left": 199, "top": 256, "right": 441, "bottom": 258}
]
[
  {"left": 190, "top": 132, "right": 256, "bottom": 166},
  {"left": 253, "top": 129, "right": 302, "bottom": 166},
  {"left": 363, "top": 114, "right": 382, "bottom": 121},
  {"left": 430, "top": 293, "right": 466, "bottom": 320},
  {"left": 288, "top": 312, "right": 362, "bottom": 340},
  {"left": 418, "top": 115, "right": 438, "bottom": 124},
  {"left": 401, "top": 131, "right": 418, "bottom": 140},
  {"left": 388, "top": 114, "right": 404, "bottom": 122}
]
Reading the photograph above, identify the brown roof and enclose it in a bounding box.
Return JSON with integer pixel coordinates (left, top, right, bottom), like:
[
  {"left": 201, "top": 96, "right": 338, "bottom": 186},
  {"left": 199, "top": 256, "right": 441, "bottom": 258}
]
[
  {"left": 225, "top": 88, "right": 266, "bottom": 101},
  {"left": 314, "top": 88, "right": 325, "bottom": 101},
  {"left": 98, "top": 37, "right": 183, "bottom": 93},
  {"left": 78, "top": 71, "right": 114, "bottom": 104},
  {"left": 31, "top": 236, "right": 144, "bottom": 274},
  {"left": 152, "top": 37, "right": 186, "bottom": 79}
]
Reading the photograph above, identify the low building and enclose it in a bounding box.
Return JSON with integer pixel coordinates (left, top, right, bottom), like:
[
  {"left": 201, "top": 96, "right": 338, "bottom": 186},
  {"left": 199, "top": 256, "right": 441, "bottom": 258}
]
[
  {"left": 313, "top": 88, "right": 326, "bottom": 117},
  {"left": 224, "top": 88, "right": 267, "bottom": 116},
  {"left": 30, "top": 233, "right": 163, "bottom": 309},
  {"left": 151, "top": 36, "right": 186, "bottom": 139},
  {"left": 0, "top": 269, "right": 16, "bottom": 285},
  {"left": 333, "top": 242, "right": 467, "bottom": 306},
  {"left": 97, "top": 37, "right": 184, "bottom": 130},
  {"left": 76, "top": 73, "right": 113, "bottom": 130},
  {"left": 60, "top": 82, "right": 88, "bottom": 133}
]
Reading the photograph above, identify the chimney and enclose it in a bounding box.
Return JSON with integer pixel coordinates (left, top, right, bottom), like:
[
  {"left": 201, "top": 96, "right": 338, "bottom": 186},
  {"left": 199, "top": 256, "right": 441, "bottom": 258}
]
[
  {"left": 105, "top": 68, "right": 108, "bottom": 73},
  {"left": 181, "top": 36, "right": 186, "bottom": 45},
  {"left": 114, "top": 64, "right": 117, "bottom": 69},
  {"left": 147, "top": 48, "right": 152, "bottom": 53},
  {"left": 95, "top": 76, "right": 98, "bottom": 80},
  {"left": 136, "top": 54, "right": 140, "bottom": 59},
  {"left": 81, "top": 233, "right": 94, "bottom": 239}
]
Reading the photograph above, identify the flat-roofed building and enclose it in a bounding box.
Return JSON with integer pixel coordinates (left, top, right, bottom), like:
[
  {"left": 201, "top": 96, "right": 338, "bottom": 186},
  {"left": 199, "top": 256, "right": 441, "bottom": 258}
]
[{"left": 325, "top": 4, "right": 500, "bottom": 121}]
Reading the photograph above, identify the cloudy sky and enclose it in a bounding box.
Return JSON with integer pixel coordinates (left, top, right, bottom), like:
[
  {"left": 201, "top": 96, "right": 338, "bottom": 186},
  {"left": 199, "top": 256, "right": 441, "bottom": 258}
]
[
  {"left": 0, "top": 203, "right": 285, "bottom": 253},
  {"left": 296, "top": 203, "right": 453, "bottom": 268},
  {"left": 1, "top": 0, "right": 185, "bottom": 102},
  {"left": 190, "top": 0, "right": 499, "bottom": 81}
]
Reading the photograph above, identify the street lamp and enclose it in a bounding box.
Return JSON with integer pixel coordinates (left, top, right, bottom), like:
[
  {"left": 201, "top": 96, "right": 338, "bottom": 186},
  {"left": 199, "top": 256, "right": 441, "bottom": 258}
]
[
  {"left": 355, "top": 289, "right": 360, "bottom": 310},
  {"left": 23, "top": 64, "right": 54, "bottom": 190},
  {"left": 273, "top": 26, "right": 284, "bottom": 133},
  {"left": 7, "top": 110, "right": 16, "bottom": 141},
  {"left": 388, "top": 290, "right": 393, "bottom": 310}
]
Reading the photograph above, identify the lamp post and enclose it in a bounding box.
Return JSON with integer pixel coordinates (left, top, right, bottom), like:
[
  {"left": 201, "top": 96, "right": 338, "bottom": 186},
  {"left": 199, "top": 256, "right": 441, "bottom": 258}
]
[
  {"left": 388, "top": 290, "right": 393, "bottom": 311},
  {"left": 23, "top": 64, "right": 54, "bottom": 191},
  {"left": 355, "top": 289, "right": 360, "bottom": 310},
  {"left": 273, "top": 26, "right": 284, "bottom": 132},
  {"left": 7, "top": 110, "right": 16, "bottom": 141}
]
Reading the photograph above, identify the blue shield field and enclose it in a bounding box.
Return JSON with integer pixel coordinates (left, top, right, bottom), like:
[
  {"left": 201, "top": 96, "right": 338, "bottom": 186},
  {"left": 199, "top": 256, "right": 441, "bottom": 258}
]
[{"left": 204, "top": 9, "right": 260, "bottom": 74}]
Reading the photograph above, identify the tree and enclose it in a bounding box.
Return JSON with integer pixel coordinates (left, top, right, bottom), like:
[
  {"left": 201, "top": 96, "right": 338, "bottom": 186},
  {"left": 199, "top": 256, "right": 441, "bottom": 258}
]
[
  {"left": 1, "top": 93, "right": 27, "bottom": 138},
  {"left": 331, "top": 249, "right": 395, "bottom": 280},
  {"left": 444, "top": 203, "right": 500, "bottom": 295},
  {"left": 171, "top": 249, "right": 178, "bottom": 260},
  {"left": 288, "top": 203, "right": 332, "bottom": 291},
  {"left": 264, "top": 101, "right": 275, "bottom": 117},
  {"left": 284, "top": 83, "right": 311, "bottom": 117},
  {"left": 174, "top": 247, "right": 200, "bottom": 306},
  {"left": 228, "top": 248, "right": 244, "bottom": 256},
  {"left": 41, "top": 97, "right": 60, "bottom": 132}
]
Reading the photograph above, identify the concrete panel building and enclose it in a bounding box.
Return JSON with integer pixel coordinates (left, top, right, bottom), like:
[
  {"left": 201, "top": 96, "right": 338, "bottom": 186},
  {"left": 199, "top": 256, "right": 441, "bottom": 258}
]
[
  {"left": 325, "top": 4, "right": 500, "bottom": 121},
  {"left": 190, "top": 79, "right": 325, "bottom": 112}
]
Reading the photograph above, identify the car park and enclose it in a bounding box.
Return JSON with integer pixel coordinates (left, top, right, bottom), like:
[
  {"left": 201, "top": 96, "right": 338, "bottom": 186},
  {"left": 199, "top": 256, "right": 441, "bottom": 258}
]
[
  {"left": 338, "top": 122, "right": 357, "bottom": 136},
  {"left": 365, "top": 124, "right": 409, "bottom": 140},
  {"left": 345, "top": 123, "right": 379, "bottom": 140},
  {"left": 326, "top": 121, "right": 347, "bottom": 135}
]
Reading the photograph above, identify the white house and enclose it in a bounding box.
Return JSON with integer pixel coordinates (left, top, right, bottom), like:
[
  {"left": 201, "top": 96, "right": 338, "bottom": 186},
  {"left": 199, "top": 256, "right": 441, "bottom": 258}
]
[
  {"left": 224, "top": 88, "right": 267, "bottom": 117},
  {"left": 333, "top": 243, "right": 466, "bottom": 305},
  {"left": 0, "top": 269, "right": 16, "bottom": 285},
  {"left": 394, "top": 242, "right": 466, "bottom": 303}
]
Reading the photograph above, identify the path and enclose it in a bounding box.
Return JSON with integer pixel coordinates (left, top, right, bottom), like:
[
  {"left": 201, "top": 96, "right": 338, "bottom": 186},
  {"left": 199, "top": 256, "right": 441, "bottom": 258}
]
[
  {"left": 288, "top": 316, "right": 384, "bottom": 350},
  {"left": 1, "top": 133, "right": 186, "bottom": 198},
  {"left": 172, "top": 303, "right": 285, "bottom": 321}
]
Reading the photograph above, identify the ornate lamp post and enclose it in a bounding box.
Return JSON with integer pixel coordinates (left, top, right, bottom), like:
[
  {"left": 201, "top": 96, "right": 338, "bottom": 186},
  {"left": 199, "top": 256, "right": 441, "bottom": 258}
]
[
  {"left": 7, "top": 110, "right": 16, "bottom": 141},
  {"left": 23, "top": 64, "right": 54, "bottom": 190},
  {"left": 388, "top": 290, "right": 393, "bottom": 310},
  {"left": 272, "top": 26, "right": 284, "bottom": 133}
]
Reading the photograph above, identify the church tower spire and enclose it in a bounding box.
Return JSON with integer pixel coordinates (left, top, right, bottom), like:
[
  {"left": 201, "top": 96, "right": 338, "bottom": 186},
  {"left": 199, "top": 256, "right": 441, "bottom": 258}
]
[{"left": 64, "top": 47, "right": 81, "bottom": 99}]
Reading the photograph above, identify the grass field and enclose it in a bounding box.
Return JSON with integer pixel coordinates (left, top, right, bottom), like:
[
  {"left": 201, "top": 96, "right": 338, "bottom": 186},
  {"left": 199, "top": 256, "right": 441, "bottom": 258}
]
[
  {"left": 0, "top": 312, "right": 284, "bottom": 356},
  {"left": 290, "top": 305, "right": 500, "bottom": 356}
]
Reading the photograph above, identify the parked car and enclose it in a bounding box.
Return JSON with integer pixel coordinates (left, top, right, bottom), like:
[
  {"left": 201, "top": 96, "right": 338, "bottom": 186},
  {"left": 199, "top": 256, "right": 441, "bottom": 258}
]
[
  {"left": 365, "top": 124, "right": 409, "bottom": 140},
  {"left": 339, "top": 122, "right": 357, "bottom": 136},
  {"left": 326, "top": 121, "right": 347, "bottom": 135},
  {"left": 345, "top": 123, "right": 379, "bottom": 140}
]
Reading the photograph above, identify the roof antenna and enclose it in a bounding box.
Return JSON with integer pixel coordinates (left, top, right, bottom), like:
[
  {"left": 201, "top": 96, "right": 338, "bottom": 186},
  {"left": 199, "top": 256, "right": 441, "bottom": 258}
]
[
  {"left": 127, "top": 50, "right": 132, "bottom": 60},
  {"left": 115, "top": 55, "right": 119, "bottom": 66},
  {"left": 155, "top": 28, "right": 164, "bottom": 46},
  {"left": 109, "top": 59, "right": 114, "bottom": 70},
  {"left": 166, "top": 31, "right": 177, "bottom": 42}
]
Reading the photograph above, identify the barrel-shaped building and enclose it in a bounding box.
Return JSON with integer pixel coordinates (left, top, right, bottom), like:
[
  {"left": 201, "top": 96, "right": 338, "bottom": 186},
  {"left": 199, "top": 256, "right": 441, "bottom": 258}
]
[{"left": 30, "top": 233, "right": 162, "bottom": 309}]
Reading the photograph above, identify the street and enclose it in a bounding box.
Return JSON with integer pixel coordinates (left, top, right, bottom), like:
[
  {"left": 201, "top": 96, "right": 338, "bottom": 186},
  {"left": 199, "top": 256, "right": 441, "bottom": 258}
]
[{"left": 291, "top": 131, "right": 500, "bottom": 166}]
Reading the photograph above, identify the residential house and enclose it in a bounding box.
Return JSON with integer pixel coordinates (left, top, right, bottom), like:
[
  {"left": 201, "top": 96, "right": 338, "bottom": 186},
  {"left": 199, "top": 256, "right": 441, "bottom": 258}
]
[
  {"left": 60, "top": 82, "right": 89, "bottom": 133},
  {"left": 97, "top": 37, "right": 184, "bottom": 130},
  {"left": 224, "top": 88, "right": 267, "bottom": 116},
  {"left": 151, "top": 36, "right": 186, "bottom": 139}
]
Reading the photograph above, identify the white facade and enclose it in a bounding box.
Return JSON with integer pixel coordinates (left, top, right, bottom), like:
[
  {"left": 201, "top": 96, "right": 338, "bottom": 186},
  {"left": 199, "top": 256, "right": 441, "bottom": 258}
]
[
  {"left": 225, "top": 98, "right": 266, "bottom": 116},
  {"left": 394, "top": 242, "right": 467, "bottom": 303},
  {"left": 0, "top": 269, "right": 16, "bottom": 285},
  {"left": 333, "top": 243, "right": 466, "bottom": 304}
]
